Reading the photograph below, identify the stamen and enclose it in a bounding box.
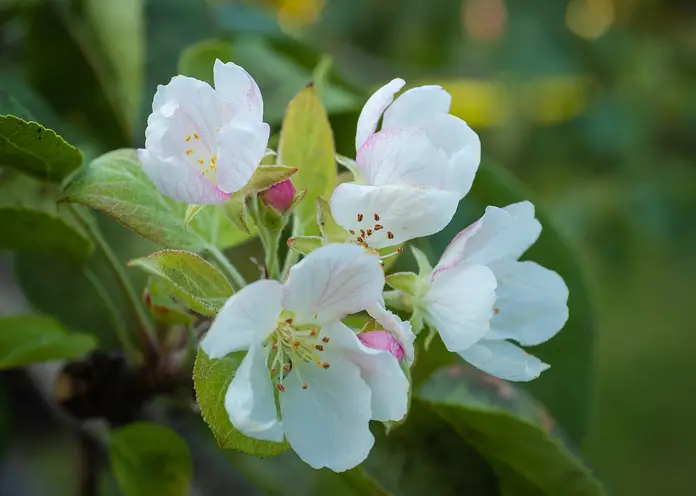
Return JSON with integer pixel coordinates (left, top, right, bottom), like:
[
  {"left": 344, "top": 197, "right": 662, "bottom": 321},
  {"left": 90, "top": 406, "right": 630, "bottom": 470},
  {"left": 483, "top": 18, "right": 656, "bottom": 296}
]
[
  {"left": 315, "top": 344, "right": 324, "bottom": 351},
  {"left": 283, "top": 364, "right": 292, "bottom": 373},
  {"left": 198, "top": 159, "right": 204, "bottom": 165},
  {"left": 276, "top": 384, "right": 285, "bottom": 392},
  {"left": 380, "top": 250, "right": 401, "bottom": 261},
  {"left": 357, "top": 236, "right": 364, "bottom": 243},
  {"left": 185, "top": 149, "right": 193, "bottom": 155},
  {"left": 366, "top": 229, "right": 373, "bottom": 236},
  {"left": 357, "top": 213, "right": 364, "bottom": 222},
  {"left": 322, "top": 362, "right": 331, "bottom": 369},
  {"left": 360, "top": 229, "right": 366, "bottom": 237},
  {"left": 397, "top": 247, "right": 403, "bottom": 253},
  {"left": 185, "top": 135, "right": 191, "bottom": 142},
  {"left": 374, "top": 224, "right": 383, "bottom": 231},
  {"left": 349, "top": 229, "right": 355, "bottom": 235},
  {"left": 302, "top": 382, "right": 308, "bottom": 390},
  {"left": 494, "top": 307, "right": 500, "bottom": 314},
  {"left": 387, "top": 231, "right": 395, "bottom": 239},
  {"left": 374, "top": 213, "right": 380, "bottom": 221},
  {"left": 322, "top": 336, "right": 330, "bottom": 343},
  {"left": 193, "top": 133, "right": 200, "bottom": 140}
]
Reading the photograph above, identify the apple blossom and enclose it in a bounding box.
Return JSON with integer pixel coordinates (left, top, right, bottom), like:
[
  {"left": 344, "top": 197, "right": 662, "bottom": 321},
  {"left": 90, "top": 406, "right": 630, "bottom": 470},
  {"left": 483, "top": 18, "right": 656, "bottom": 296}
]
[
  {"left": 355, "top": 78, "right": 481, "bottom": 198},
  {"left": 413, "top": 201, "right": 569, "bottom": 381},
  {"left": 139, "top": 60, "right": 270, "bottom": 204},
  {"left": 200, "top": 244, "right": 409, "bottom": 472}
]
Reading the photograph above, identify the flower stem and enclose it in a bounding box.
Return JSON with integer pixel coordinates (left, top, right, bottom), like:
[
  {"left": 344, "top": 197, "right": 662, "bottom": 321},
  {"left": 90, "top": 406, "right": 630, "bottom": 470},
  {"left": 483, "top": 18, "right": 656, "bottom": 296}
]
[
  {"left": 71, "top": 207, "right": 156, "bottom": 347},
  {"left": 259, "top": 227, "right": 282, "bottom": 280},
  {"left": 205, "top": 244, "right": 246, "bottom": 289},
  {"left": 83, "top": 267, "right": 137, "bottom": 359}
]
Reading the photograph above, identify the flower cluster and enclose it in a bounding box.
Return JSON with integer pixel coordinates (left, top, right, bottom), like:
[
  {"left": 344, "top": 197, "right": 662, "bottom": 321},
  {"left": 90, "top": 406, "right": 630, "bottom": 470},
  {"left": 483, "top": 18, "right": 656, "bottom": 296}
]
[{"left": 140, "top": 64, "right": 569, "bottom": 472}]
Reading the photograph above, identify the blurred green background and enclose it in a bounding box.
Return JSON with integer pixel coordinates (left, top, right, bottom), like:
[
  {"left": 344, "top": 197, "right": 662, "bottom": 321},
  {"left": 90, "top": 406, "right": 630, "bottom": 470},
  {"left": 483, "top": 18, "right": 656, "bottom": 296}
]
[{"left": 1, "top": 0, "right": 695, "bottom": 494}]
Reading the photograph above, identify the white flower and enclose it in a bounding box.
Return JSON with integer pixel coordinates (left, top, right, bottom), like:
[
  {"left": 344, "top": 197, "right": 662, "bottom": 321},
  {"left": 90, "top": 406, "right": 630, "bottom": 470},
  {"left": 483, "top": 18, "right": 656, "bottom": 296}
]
[
  {"left": 330, "top": 127, "right": 461, "bottom": 249},
  {"left": 139, "top": 60, "right": 270, "bottom": 204},
  {"left": 416, "top": 201, "right": 569, "bottom": 381},
  {"left": 356, "top": 78, "right": 481, "bottom": 198},
  {"left": 200, "top": 244, "right": 409, "bottom": 472}
]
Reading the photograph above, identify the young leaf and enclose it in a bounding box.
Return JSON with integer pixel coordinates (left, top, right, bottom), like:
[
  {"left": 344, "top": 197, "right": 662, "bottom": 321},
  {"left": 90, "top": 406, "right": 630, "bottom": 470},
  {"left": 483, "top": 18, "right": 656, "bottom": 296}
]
[
  {"left": 193, "top": 349, "right": 288, "bottom": 456},
  {"left": 385, "top": 272, "right": 419, "bottom": 295},
  {"left": 316, "top": 196, "right": 347, "bottom": 242},
  {"left": 417, "top": 365, "right": 607, "bottom": 496},
  {"left": 429, "top": 160, "right": 597, "bottom": 442},
  {"left": 129, "top": 250, "right": 233, "bottom": 316},
  {"left": 278, "top": 85, "right": 336, "bottom": 235},
  {"left": 109, "top": 422, "right": 192, "bottom": 496},
  {"left": 0, "top": 207, "right": 93, "bottom": 264},
  {"left": 0, "top": 314, "right": 97, "bottom": 369},
  {"left": 0, "top": 115, "right": 83, "bottom": 182},
  {"left": 240, "top": 164, "right": 298, "bottom": 195}
]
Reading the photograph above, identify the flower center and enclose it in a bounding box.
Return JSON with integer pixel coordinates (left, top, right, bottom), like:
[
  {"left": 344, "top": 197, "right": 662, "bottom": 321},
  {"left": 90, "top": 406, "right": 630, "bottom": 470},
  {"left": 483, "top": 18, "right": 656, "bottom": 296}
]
[
  {"left": 183, "top": 132, "right": 218, "bottom": 181},
  {"left": 265, "top": 316, "right": 331, "bottom": 391},
  {"left": 347, "top": 211, "right": 403, "bottom": 262}
]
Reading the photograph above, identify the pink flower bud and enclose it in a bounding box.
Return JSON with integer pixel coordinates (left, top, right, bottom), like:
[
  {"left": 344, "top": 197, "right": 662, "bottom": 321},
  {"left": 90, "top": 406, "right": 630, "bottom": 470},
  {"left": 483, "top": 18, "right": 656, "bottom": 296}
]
[
  {"left": 358, "top": 330, "right": 405, "bottom": 362},
  {"left": 261, "top": 179, "right": 295, "bottom": 213}
]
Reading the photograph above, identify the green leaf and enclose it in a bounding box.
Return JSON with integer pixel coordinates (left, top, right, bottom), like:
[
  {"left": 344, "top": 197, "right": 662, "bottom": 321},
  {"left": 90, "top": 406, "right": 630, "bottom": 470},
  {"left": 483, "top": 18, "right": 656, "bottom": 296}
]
[
  {"left": 417, "top": 365, "right": 606, "bottom": 496},
  {"left": 109, "top": 422, "right": 192, "bottom": 496},
  {"left": 0, "top": 314, "right": 97, "bottom": 369},
  {"left": 0, "top": 115, "right": 83, "bottom": 182},
  {"left": 384, "top": 272, "right": 419, "bottom": 295},
  {"left": 428, "top": 161, "right": 596, "bottom": 443},
  {"left": 178, "top": 39, "right": 232, "bottom": 85},
  {"left": 83, "top": 0, "right": 144, "bottom": 133},
  {"left": 193, "top": 349, "right": 288, "bottom": 456},
  {"left": 129, "top": 250, "right": 233, "bottom": 316},
  {"left": 61, "top": 149, "right": 246, "bottom": 251},
  {"left": 287, "top": 235, "right": 324, "bottom": 255},
  {"left": 278, "top": 86, "right": 336, "bottom": 236},
  {"left": 145, "top": 278, "right": 195, "bottom": 326},
  {"left": 317, "top": 196, "right": 347, "bottom": 242},
  {"left": 0, "top": 207, "right": 92, "bottom": 263}
]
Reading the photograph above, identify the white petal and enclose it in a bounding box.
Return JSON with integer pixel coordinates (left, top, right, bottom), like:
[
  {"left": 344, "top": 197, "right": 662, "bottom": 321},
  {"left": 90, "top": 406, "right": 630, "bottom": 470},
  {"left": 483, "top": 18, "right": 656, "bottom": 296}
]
[
  {"left": 323, "top": 321, "right": 409, "bottom": 421},
  {"left": 283, "top": 244, "right": 384, "bottom": 325},
  {"left": 355, "top": 78, "right": 406, "bottom": 151},
  {"left": 382, "top": 85, "right": 451, "bottom": 130},
  {"left": 213, "top": 59, "right": 264, "bottom": 121},
  {"left": 280, "top": 354, "right": 373, "bottom": 472},
  {"left": 435, "top": 203, "right": 541, "bottom": 271},
  {"left": 423, "top": 264, "right": 497, "bottom": 352},
  {"left": 138, "top": 149, "right": 229, "bottom": 204},
  {"left": 486, "top": 260, "right": 569, "bottom": 346},
  {"left": 215, "top": 119, "right": 270, "bottom": 194},
  {"left": 200, "top": 279, "right": 283, "bottom": 358},
  {"left": 367, "top": 304, "right": 416, "bottom": 364},
  {"left": 458, "top": 339, "right": 549, "bottom": 382},
  {"left": 356, "top": 128, "right": 449, "bottom": 188},
  {"left": 224, "top": 343, "right": 284, "bottom": 442},
  {"left": 417, "top": 113, "right": 481, "bottom": 198},
  {"left": 330, "top": 183, "right": 460, "bottom": 249}
]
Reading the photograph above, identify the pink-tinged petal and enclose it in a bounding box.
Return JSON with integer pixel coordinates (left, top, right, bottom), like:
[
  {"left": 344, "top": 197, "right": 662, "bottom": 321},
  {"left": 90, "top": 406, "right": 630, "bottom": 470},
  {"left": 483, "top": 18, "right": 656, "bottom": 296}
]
[
  {"left": 322, "top": 321, "right": 409, "bottom": 422},
  {"left": 435, "top": 202, "right": 542, "bottom": 270},
  {"left": 283, "top": 244, "right": 384, "bottom": 325},
  {"left": 424, "top": 264, "right": 497, "bottom": 352},
  {"left": 382, "top": 85, "right": 451, "bottom": 130},
  {"left": 417, "top": 113, "right": 481, "bottom": 198},
  {"left": 486, "top": 260, "right": 568, "bottom": 346},
  {"left": 215, "top": 120, "right": 270, "bottom": 194},
  {"left": 224, "top": 343, "right": 284, "bottom": 442},
  {"left": 213, "top": 59, "right": 264, "bottom": 121},
  {"left": 200, "top": 279, "right": 284, "bottom": 358},
  {"left": 367, "top": 304, "right": 416, "bottom": 363},
  {"left": 358, "top": 331, "right": 405, "bottom": 362},
  {"left": 280, "top": 353, "right": 373, "bottom": 471},
  {"left": 356, "top": 128, "right": 449, "bottom": 188},
  {"left": 355, "top": 78, "right": 406, "bottom": 151},
  {"left": 138, "top": 149, "right": 229, "bottom": 204},
  {"left": 458, "top": 339, "right": 549, "bottom": 382},
  {"left": 260, "top": 178, "right": 295, "bottom": 212},
  {"left": 330, "top": 183, "right": 460, "bottom": 249}
]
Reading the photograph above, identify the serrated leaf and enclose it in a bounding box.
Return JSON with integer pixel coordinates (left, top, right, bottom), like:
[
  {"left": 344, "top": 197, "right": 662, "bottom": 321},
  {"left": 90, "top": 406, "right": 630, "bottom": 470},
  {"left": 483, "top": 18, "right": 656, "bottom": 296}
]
[
  {"left": 287, "top": 235, "right": 323, "bottom": 256},
  {"left": 429, "top": 161, "right": 597, "bottom": 442},
  {"left": 193, "top": 349, "right": 288, "bottom": 456},
  {"left": 129, "top": 250, "right": 233, "bottom": 316},
  {"left": 0, "top": 207, "right": 93, "bottom": 263},
  {"left": 0, "top": 115, "right": 83, "bottom": 182},
  {"left": 241, "top": 164, "right": 298, "bottom": 194},
  {"left": 278, "top": 86, "right": 336, "bottom": 235},
  {"left": 109, "top": 422, "right": 192, "bottom": 496},
  {"left": 316, "top": 196, "right": 347, "bottom": 242},
  {"left": 0, "top": 314, "right": 97, "bottom": 369},
  {"left": 178, "top": 39, "right": 232, "bottom": 85},
  {"left": 417, "top": 365, "right": 606, "bottom": 496},
  {"left": 145, "top": 278, "right": 195, "bottom": 326}
]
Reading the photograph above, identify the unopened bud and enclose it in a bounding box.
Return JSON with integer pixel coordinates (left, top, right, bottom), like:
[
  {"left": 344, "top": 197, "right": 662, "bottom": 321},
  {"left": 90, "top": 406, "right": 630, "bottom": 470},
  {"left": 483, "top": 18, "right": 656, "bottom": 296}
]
[
  {"left": 358, "top": 330, "right": 405, "bottom": 362},
  {"left": 261, "top": 179, "right": 295, "bottom": 213}
]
